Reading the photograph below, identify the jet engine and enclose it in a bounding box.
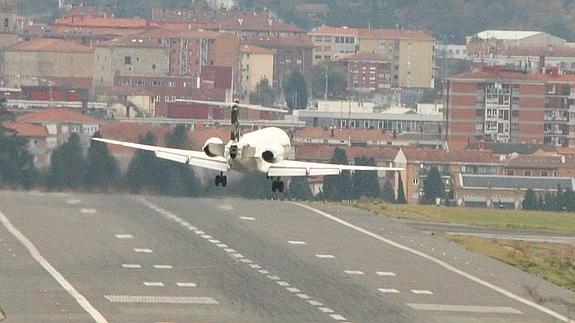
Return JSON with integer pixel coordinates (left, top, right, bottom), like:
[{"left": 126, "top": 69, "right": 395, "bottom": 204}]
[
  {"left": 203, "top": 137, "right": 225, "bottom": 157},
  {"left": 261, "top": 144, "right": 284, "bottom": 163}
]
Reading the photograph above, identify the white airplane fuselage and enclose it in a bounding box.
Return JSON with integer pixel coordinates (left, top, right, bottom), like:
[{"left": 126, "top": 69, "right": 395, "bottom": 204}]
[{"left": 225, "top": 127, "right": 291, "bottom": 174}]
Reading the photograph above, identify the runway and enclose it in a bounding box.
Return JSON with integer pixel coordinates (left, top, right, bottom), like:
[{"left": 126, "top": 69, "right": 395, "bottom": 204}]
[{"left": 0, "top": 191, "right": 573, "bottom": 322}]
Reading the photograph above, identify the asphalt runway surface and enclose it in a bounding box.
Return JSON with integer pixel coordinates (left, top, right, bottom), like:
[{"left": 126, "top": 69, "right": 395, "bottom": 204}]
[{"left": 0, "top": 191, "right": 574, "bottom": 322}]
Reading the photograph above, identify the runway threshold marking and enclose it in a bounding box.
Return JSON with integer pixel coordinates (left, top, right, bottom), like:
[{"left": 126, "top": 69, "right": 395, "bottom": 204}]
[
  {"left": 292, "top": 202, "right": 572, "bottom": 323},
  {"left": 316, "top": 254, "right": 335, "bottom": 259},
  {"left": 153, "top": 265, "right": 173, "bottom": 269},
  {"left": 143, "top": 282, "right": 164, "bottom": 287},
  {"left": 288, "top": 241, "right": 306, "bottom": 245},
  {"left": 406, "top": 303, "right": 523, "bottom": 314},
  {"left": 0, "top": 209, "right": 108, "bottom": 322},
  {"left": 344, "top": 270, "right": 365, "bottom": 275},
  {"left": 176, "top": 282, "right": 197, "bottom": 287},
  {"left": 122, "top": 264, "right": 142, "bottom": 269}
]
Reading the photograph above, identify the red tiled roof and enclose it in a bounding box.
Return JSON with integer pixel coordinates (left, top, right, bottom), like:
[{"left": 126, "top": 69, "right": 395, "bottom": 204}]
[
  {"left": 401, "top": 147, "right": 501, "bottom": 164},
  {"left": 358, "top": 28, "right": 434, "bottom": 40},
  {"left": 18, "top": 108, "right": 99, "bottom": 124},
  {"left": 54, "top": 17, "right": 159, "bottom": 29},
  {"left": 296, "top": 144, "right": 398, "bottom": 162},
  {"left": 505, "top": 155, "right": 564, "bottom": 169},
  {"left": 240, "top": 44, "right": 274, "bottom": 55},
  {"left": 8, "top": 38, "right": 93, "bottom": 53},
  {"left": 139, "top": 28, "right": 222, "bottom": 39},
  {"left": 2, "top": 121, "right": 48, "bottom": 137},
  {"left": 556, "top": 147, "right": 575, "bottom": 155}
]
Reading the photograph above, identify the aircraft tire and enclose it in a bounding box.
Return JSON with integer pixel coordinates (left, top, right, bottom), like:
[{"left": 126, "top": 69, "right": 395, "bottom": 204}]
[
  {"left": 221, "top": 176, "right": 228, "bottom": 187},
  {"left": 215, "top": 176, "right": 221, "bottom": 186}
]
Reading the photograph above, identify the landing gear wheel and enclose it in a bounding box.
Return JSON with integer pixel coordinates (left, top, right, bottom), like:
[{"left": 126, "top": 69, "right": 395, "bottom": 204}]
[
  {"left": 278, "top": 181, "right": 284, "bottom": 193},
  {"left": 215, "top": 175, "right": 221, "bottom": 187},
  {"left": 271, "top": 181, "right": 278, "bottom": 192},
  {"left": 221, "top": 176, "right": 228, "bottom": 187}
]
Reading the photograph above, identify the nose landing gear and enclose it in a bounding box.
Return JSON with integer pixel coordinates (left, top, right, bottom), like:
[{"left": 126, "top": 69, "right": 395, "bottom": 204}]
[
  {"left": 215, "top": 172, "right": 227, "bottom": 187},
  {"left": 271, "top": 177, "right": 284, "bottom": 193}
]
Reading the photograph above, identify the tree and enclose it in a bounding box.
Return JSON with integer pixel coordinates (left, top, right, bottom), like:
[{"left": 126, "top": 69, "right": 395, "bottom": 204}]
[
  {"left": 311, "top": 61, "right": 347, "bottom": 99},
  {"left": 84, "top": 131, "right": 120, "bottom": 192},
  {"left": 126, "top": 132, "right": 160, "bottom": 193},
  {"left": 234, "top": 172, "right": 273, "bottom": 199},
  {"left": 522, "top": 188, "right": 538, "bottom": 210},
  {"left": 283, "top": 70, "right": 308, "bottom": 110},
  {"left": 157, "top": 125, "right": 202, "bottom": 197},
  {"left": 396, "top": 173, "right": 407, "bottom": 204},
  {"left": 46, "top": 133, "right": 86, "bottom": 190},
  {"left": 421, "top": 166, "right": 445, "bottom": 204},
  {"left": 352, "top": 156, "right": 381, "bottom": 199},
  {"left": 322, "top": 148, "right": 354, "bottom": 200},
  {"left": 288, "top": 176, "right": 313, "bottom": 200},
  {"left": 382, "top": 180, "right": 396, "bottom": 203},
  {"left": 249, "top": 78, "right": 275, "bottom": 106}
]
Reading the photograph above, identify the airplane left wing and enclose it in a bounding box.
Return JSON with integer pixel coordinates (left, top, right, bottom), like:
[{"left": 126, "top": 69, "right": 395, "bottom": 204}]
[
  {"left": 93, "top": 138, "right": 230, "bottom": 172},
  {"left": 267, "top": 160, "right": 403, "bottom": 177}
]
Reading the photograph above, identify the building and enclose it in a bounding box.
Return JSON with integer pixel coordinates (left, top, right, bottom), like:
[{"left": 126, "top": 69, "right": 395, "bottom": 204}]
[
  {"left": 468, "top": 30, "right": 566, "bottom": 47},
  {"left": 238, "top": 45, "right": 274, "bottom": 94},
  {"left": 444, "top": 67, "right": 575, "bottom": 147},
  {"left": 52, "top": 17, "right": 159, "bottom": 37},
  {"left": 92, "top": 37, "right": 170, "bottom": 89},
  {"left": 310, "top": 26, "right": 435, "bottom": 89},
  {"left": 140, "top": 28, "right": 239, "bottom": 78},
  {"left": 1, "top": 38, "right": 94, "bottom": 87},
  {"left": 338, "top": 52, "right": 393, "bottom": 95},
  {"left": 208, "top": 12, "right": 306, "bottom": 40},
  {"left": 2, "top": 121, "right": 50, "bottom": 168}
]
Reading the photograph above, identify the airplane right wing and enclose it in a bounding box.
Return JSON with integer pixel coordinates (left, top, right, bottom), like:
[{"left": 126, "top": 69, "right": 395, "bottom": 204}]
[
  {"left": 93, "top": 138, "right": 230, "bottom": 172},
  {"left": 267, "top": 160, "right": 403, "bottom": 177}
]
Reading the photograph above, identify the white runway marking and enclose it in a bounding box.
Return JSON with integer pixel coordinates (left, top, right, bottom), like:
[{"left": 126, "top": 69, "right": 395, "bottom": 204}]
[
  {"left": 201, "top": 234, "right": 212, "bottom": 239},
  {"left": 319, "top": 307, "right": 334, "bottom": 313},
  {"left": 105, "top": 295, "right": 218, "bottom": 304},
  {"left": 194, "top": 230, "right": 205, "bottom": 235},
  {"left": 217, "top": 205, "right": 234, "bottom": 211},
  {"left": 133, "top": 248, "right": 153, "bottom": 253},
  {"left": 66, "top": 199, "right": 82, "bottom": 205},
  {"left": 376, "top": 271, "right": 396, "bottom": 276},
  {"left": 406, "top": 303, "right": 523, "bottom": 314},
  {"left": 308, "top": 300, "right": 323, "bottom": 306},
  {"left": 277, "top": 281, "right": 290, "bottom": 287},
  {"left": 122, "top": 264, "right": 141, "bottom": 269},
  {"left": 288, "top": 241, "right": 306, "bottom": 245},
  {"left": 378, "top": 288, "right": 400, "bottom": 294},
  {"left": 239, "top": 258, "right": 252, "bottom": 263},
  {"left": 286, "top": 287, "right": 301, "bottom": 293},
  {"left": 80, "top": 208, "right": 97, "bottom": 214},
  {"left": 330, "top": 314, "right": 347, "bottom": 321},
  {"left": 344, "top": 270, "right": 364, "bottom": 275},
  {"left": 176, "top": 282, "right": 197, "bottom": 287},
  {"left": 249, "top": 264, "right": 261, "bottom": 269},
  {"left": 153, "top": 265, "right": 173, "bottom": 269},
  {"left": 115, "top": 234, "right": 133, "bottom": 239},
  {"left": 316, "top": 254, "right": 335, "bottom": 259},
  {"left": 0, "top": 209, "right": 108, "bottom": 323},
  {"left": 224, "top": 248, "right": 236, "bottom": 253},
  {"left": 143, "top": 282, "right": 164, "bottom": 287},
  {"left": 240, "top": 216, "right": 255, "bottom": 221},
  {"left": 258, "top": 269, "right": 270, "bottom": 274},
  {"left": 292, "top": 202, "right": 573, "bottom": 323},
  {"left": 209, "top": 239, "right": 220, "bottom": 243},
  {"left": 216, "top": 243, "right": 228, "bottom": 248},
  {"left": 232, "top": 253, "right": 243, "bottom": 258},
  {"left": 411, "top": 290, "right": 433, "bottom": 295},
  {"left": 267, "top": 275, "right": 280, "bottom": 280}
]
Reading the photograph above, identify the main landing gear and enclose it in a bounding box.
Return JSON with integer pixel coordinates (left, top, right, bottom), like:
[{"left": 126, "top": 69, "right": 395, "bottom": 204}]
[
  {"left": 271, "top": 177, "right": 284, "bottom": 193},
  {"left": 215, "top": 172, "right": 227, "bottom": 187}
]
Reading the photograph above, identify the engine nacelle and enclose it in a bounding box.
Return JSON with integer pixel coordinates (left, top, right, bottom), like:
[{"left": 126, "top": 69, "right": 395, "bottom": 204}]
[
  {"left": 261, "top": 143, "right": 284, "bottom": 163},
  {"left": 203, "top": 137, "right": 225, "bottom": 157}
]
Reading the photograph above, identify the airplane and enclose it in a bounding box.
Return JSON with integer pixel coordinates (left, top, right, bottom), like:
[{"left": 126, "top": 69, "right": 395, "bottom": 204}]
[{"left": 93, "top": 99, "right": 403, "bottom": 193}]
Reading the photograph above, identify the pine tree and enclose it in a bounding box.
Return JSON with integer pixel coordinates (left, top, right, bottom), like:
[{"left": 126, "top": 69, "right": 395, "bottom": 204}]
[
  {"left": 249, "top": 78, "right": 275, "bottom": 106},
  {"left": 46, "top": 133, "right": 86, "bottom": 190},
  {"left": 421, "top": 166, "right": 445, "bottom": 204},
  {"left": 234, "top": 172, "right": 273, "bottom": 199},
  {"left": 288, "top": 176, "right": 313, "bottom": 200},
  {"left": 522, "top": 188, "right": 538, "bottom": 210},
  {"left": 284, "top": 70, "right": 308, "bottom": 110},
  {"left": 126, "top": 132, "right": 159, "bottom": 193},
  {"left": 84, "top": 131, "right": 120, "bottom": 192},
  {"left": 352, "top": 156, "right": 381, "bottom": 199},
  {"left": 322, "top": 147, "right": 354, "bottom": 200},
  {"left": 382, "top": 180, "right": 395, "bottom": 203},
  {"left": 396, "top": 173, "right": 407, "bottom": 204}
]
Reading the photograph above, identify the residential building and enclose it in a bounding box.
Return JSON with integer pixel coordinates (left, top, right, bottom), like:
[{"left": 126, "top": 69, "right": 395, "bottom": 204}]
[
  {"left": 1, "top": 38, "right": 94, "bottom": 87},
  {"left": 52, "top": 17, "right": 159, "bottom": 37},
  {"left": 92, "top": 37, "right": 170, "bottom": 89},
  {"left": 444, "top": 67, "right": 575, "bottom": 147},
  {"left": 208, "top": 12, "right": 306, "bottom": 40},
  {"left": 238, "top": 44, "right": 274, "bottom": 94},
  {"left": 310, "top": 26, "right": 435, "bottom": 89},
  {"left": 338, "top": 52, "right": 393, "bottom": 95},
  {"left": 2, "top": 121, "right": 50, "bottom": 168}
]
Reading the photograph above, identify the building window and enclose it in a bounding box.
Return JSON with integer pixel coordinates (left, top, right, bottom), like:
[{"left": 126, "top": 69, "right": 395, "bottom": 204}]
[
  {"left": 134, "top": 80, "right": 145, "bottom": 86},
  {"left": 151, "top": 80, "right": 161, "bottom": 87},
  {"left": 506, "top": 169, "right": 515, "bottom": 175},
  {"left": 152, "top": 64, "right": 156, "bottom": 70},
  {"left": 166, "top": 81, "right": 176, "bottom": 87},
  {"left": 524, "top": 170, "right": 532, "bottom": 176},
  {"left": 413, "top": 178, "right": 419, "bottom": 185},
  {"left": 124, "top": 56, "right": 132, "bottom": 65},
  {"left": 541, "top": 170, "right": 549, "bottom": 176},
  {"left": 120, "top": 79, "right": 130, "bottom": 86}
]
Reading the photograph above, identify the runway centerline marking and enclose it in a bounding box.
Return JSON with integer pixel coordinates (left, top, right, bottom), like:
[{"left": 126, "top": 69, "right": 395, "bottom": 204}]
[
  {"left": 376, "top": 271, "right": 396, "bottom": 276},
  {"left": 0, "top": 209, "right": 108, "bottom": 322},
  {"left": 176, "top": 282, "right": 197, "bottom": 287},
  {"left": 153, "top": 265, "right": 173, "bottom": 269},
  {"left": 115, "top": 234, "right": 133, "bottom": 239},
  {"left": 344, "top": 270, "right": 364, "bottom": 275},
  {"left": 316, "top": 254, "right": 335, "bottom": 259},
  {"left": 378, "top": 288, "right": 400, "bottom": 294},
  {"left": 122, "top": 264, "right": 141, "bottom": 269},
  {"left": 133, "top": 248, "right": 153, "bottom": 253},
  {"left": 80, "top": 208, "right": 97, "bottom": 214},
  {"left": 143, "top": 282, "right": 164, "bottom": 287},
  {"left": 288, "top": 241, "right": 306, "bottom": 245},
  {"left": 240, "top": 216, "right": 255, "bottom": 221},
  {"left": 411, "top": 290, "right": 433, "bottom": 295},
  {"left": 292, "top": 202, "right": 572, "bottom": 323}
]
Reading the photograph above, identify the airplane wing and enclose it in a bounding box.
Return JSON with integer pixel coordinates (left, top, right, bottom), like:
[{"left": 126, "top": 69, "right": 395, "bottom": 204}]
[
  {"left": 93, "top": 138, "right": 230, "bottom": 172},
  {"left": 179, "top": 99, "right": 288, "bottom": 113},
  {"left": 267, "top": 160, "right": 403, "bottom": 177}
]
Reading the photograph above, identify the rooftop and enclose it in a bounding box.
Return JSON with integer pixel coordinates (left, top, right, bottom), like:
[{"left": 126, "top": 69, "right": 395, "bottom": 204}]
[
  {"left": 240, "top": 44, "right": 274, "bottom": 55},
  {"left": 448, "top": 68, "right": 575, "bottom": 83},
  {"left": 296, "top": 144, "right": 398, "bottom": 162},
  {"left": 2, "top": 121, "right": 48, "bottom": 137},
  {"left": 474, "top": 30, "right": 544, "bottom": 41},
  {"left": 18, "top": 108, "right": 99, "bottom": 124},
  {"left": 8, "top": 38, "right": 93, "bottom": 53},
  {"left": 400, "top": 147, "right": 502, "bottom": 164},
  {"left": 505, "top": 154, "right": 565, "bottom": 169},
  {"left": 54, "top": 17, "right": 159, "bottom": 29}
]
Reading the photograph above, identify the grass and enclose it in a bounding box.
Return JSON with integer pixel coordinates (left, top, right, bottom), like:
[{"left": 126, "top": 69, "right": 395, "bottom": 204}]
[
  {"left": 355, "top": 202, "right": 575, "bottom": 233},
  {"left": 445, "top": 235, "right": 575, "bottom": 293}
]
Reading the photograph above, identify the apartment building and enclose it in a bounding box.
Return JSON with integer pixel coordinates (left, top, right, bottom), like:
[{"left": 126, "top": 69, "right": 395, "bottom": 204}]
[
  {"left": 444, "top": 67, "right": 575, "bottom": 147},
  {"left": 1, "top": 38, "right": 94, "bottom": 87},
  {"left": 338, "top": 52, "right": 393, "bottom": 94},
  {"left": 53, "top": 17, "right": 159, "bottom": 37},
  {"left": 238, "top": 44, "right": 274, "bottom": 94},
  {"left": 309, "top": 26, "right": 435, "bottom": 89}
]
